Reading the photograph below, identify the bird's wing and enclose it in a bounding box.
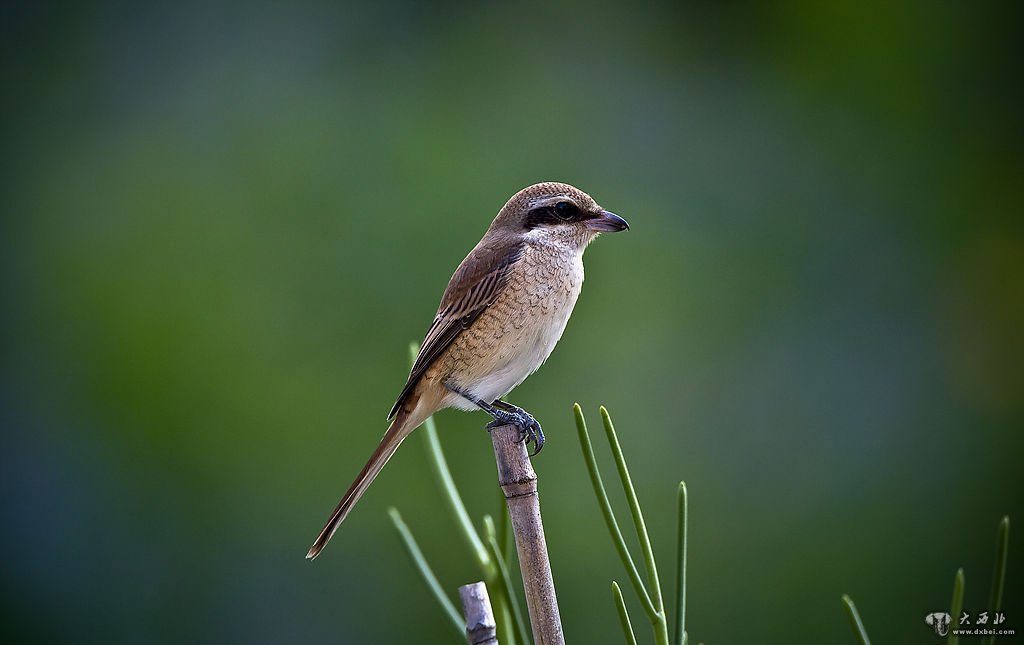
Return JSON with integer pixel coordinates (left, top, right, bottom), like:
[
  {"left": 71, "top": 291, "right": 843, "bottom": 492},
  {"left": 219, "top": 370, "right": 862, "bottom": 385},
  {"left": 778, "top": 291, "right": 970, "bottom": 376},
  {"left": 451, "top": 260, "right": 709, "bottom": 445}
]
[{"left": 388, "top": 241, "right": 524, "bottom": 419}]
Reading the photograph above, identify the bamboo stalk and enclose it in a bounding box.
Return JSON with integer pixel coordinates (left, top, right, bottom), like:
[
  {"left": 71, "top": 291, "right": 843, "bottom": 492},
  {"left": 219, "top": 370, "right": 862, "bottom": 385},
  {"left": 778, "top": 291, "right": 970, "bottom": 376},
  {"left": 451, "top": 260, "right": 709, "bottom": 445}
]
[
  {"left": 489, "top": 422, "right": 565, "bottom": 645},
  {"left": 459, "top": 582, "right": 499, "bottom": 645}
]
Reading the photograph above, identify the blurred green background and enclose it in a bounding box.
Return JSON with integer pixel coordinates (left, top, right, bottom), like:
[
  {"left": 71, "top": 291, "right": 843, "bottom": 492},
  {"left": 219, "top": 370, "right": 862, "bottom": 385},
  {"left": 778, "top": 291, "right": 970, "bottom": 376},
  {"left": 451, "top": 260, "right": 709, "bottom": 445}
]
[{"left": 2, "top": 1, "right": 1021, "bottom": 643}]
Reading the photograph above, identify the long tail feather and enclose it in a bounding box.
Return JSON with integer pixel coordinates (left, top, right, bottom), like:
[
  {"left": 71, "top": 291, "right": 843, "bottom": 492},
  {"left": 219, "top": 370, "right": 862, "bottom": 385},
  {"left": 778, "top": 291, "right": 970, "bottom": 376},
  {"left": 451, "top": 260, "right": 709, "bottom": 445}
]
[{"left": 306, "top": 411, "right": 415, "bottom": 560}]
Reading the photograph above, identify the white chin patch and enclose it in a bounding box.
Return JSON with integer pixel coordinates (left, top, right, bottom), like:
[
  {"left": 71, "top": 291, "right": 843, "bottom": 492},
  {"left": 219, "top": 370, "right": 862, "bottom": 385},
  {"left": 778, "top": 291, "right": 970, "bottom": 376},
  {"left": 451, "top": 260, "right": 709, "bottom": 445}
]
[{"left": 524, "top": 226, "right": 593, "bottom": 249}]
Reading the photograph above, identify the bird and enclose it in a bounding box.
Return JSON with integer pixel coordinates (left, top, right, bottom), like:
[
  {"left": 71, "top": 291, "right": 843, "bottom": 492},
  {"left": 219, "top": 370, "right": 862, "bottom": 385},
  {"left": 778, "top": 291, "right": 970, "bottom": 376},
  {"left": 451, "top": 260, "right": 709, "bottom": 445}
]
[{"left": 306, "top": 181, "right": 628, "bottom": 560}]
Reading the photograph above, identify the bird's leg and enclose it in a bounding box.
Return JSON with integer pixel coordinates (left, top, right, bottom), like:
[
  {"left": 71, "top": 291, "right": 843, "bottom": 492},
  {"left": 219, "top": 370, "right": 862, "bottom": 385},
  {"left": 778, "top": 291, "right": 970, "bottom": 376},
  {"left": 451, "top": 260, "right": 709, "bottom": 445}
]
[
  {"left": 442, "top": 383, "right": 544, "bottom": 455},
  {"left": 488, "top": 399, "right": 545, "bottom": 455}
]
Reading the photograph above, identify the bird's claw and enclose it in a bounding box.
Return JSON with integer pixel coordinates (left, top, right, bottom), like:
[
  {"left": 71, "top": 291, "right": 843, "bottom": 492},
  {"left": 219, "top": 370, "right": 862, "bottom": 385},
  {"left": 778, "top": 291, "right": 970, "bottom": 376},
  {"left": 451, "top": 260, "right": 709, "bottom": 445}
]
[
  {"left": 484, "top": 403, "right": 545, "bottom": 455},
  {"left": 522, "top": 418, "right": 545, "bottom": 455}
]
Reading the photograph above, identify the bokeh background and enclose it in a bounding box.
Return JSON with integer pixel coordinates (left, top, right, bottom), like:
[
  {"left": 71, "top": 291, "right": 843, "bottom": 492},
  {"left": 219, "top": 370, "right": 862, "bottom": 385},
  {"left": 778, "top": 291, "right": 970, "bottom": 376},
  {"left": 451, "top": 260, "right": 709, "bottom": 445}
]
[{"left": 2, "top": 1, "right": 1021, "bottom": 643}]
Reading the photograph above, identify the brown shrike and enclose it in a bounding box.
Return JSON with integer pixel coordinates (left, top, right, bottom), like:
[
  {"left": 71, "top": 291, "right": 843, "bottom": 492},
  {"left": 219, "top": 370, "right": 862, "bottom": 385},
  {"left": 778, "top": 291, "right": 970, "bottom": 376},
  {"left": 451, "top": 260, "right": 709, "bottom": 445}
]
[{"left": 307, "top": 182, "right": 628, "bottom": 559}]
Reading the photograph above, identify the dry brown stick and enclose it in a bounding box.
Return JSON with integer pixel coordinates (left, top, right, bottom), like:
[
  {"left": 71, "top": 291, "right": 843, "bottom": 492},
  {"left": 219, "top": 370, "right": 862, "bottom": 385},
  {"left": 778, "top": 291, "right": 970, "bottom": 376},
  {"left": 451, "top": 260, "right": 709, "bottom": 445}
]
[
  {"left": 459, "top": 582, "right": 498, "bottom": 645},
  {"left": 489, "top": 423, "right": 565, "bottom": 645}
]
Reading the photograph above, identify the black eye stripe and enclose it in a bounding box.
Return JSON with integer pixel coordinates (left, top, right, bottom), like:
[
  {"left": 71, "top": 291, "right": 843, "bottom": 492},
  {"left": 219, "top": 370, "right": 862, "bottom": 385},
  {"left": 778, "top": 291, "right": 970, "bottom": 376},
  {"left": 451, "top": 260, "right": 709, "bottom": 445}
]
[
  {"left": 524, "top": 206, "right": 561, "bottom": 229},
  {"left": 525, "top": 202, "right": 592, "bottom": 229}
]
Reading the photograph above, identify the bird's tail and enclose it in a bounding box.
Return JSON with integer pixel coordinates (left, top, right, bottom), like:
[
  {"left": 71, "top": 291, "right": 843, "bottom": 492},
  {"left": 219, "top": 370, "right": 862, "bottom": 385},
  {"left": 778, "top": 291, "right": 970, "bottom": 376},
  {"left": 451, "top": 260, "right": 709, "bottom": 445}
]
[{"left": 306, "top": 405, "right": 422, "bottom": 560}]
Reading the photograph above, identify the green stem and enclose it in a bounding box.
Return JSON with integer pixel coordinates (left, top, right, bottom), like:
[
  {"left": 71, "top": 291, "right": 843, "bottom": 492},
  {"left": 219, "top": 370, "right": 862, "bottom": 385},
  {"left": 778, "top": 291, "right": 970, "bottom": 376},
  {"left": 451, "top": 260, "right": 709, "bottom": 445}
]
[
  {"left": 497, "top": 486, "right": 512, "bottom": 564},
  {"left": 387, "top": 508, "right": 464, "bottom": 638},
  {"left": 573, "top": 404, "right": 657, "bottom": 618},
  {"left": 600, "top": 406, "right": 670, "bottom": 645},
  {"left": 481, "top": 516, "right": 515, "bottom": 645},
  {"left": 411, "top": 343, "right": 494, "bottom": 577},
  {"left": 949, "top": 568, "right": 964, "bottom": 645},
  {"left": 612, "top": 582, "right": 639, "bottom": 645},
  {"left": 484, "top": 516, "right": 530, "bottom": 645},
  {"left": 981, "top": 516, "right": 1010, "bottom": 645},
  {"left": 674, "top": 481, "right": 688, "bottom": 645},
  {"left": 841, "top": 594, "right": 871, "bottom": 645}
]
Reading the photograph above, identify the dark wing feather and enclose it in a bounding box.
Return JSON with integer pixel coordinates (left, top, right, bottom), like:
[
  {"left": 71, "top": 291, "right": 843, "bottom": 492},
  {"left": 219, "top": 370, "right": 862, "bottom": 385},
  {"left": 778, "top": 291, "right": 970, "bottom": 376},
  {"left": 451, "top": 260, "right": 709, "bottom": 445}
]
[{"left": 387, "top": 242, "right": 523, "bottom": 419}]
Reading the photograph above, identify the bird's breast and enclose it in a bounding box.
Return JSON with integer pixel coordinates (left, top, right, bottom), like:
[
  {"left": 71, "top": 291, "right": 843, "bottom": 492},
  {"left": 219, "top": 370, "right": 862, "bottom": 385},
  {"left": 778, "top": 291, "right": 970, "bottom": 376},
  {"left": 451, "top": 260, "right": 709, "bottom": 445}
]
[{"left": 445, "top": 245, "right": 584, "bottom": 405}]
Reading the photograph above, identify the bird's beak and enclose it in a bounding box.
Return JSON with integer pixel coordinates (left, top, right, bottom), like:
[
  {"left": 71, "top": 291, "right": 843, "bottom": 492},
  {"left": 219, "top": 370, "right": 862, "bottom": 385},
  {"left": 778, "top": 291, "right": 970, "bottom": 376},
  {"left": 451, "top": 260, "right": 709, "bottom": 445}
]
[{"left": 586, "top": 210, "right": 630, "bottom": 232}]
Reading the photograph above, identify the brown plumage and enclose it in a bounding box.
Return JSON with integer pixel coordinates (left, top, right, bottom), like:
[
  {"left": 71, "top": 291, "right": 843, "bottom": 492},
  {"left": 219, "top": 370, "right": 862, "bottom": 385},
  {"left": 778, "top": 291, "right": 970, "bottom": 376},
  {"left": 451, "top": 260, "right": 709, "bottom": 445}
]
[{"left": 307, "top": 182, "right": 628, "bottom": 559}]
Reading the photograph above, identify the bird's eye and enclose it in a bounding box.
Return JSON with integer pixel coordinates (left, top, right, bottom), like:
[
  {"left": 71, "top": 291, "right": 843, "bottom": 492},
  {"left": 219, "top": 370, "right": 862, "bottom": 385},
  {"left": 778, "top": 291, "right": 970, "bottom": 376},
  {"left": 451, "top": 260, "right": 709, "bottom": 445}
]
[{"left": 553, "top": 201, "right": 576, "bottom": 219}]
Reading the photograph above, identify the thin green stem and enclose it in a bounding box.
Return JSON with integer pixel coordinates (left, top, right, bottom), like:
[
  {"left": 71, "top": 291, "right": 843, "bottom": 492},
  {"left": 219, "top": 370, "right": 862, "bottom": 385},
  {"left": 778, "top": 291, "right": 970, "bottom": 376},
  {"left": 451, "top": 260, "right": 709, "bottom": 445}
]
[
  {"left": 573, "top": 404, "right": 657, "bottom": 618},
  {"left": 600, "top": 406, "right": 669, "bottom": 645},
  {"left": 982, "top": 516, "right": 1010, "bottom": 645},
  {"left": 497, "top": 486, "right": 511, "bottom": 563},
  {"left": 387, "top": 507, "right": 464, "bottom": 638},
  {"left": 674, "top": 481, "right": 688, "bottom": 645},
  {"left": 497, "top": 598, "right": 515, "bottom": 645},
  {"left": 841, "top": 595, "right": 871, "bottom": 645},
  {"left": 484, "top": 516, "right": 530, "bottom": 645},
  {"left": 612, "top": 582, "right": 639, "bottom": 645},
  {"left": 410, "top": 343, "right": 494, "bottom": 577},
  {"left": 493, "top": 488, "right": 517, "bottom": 643},
  {"left": 481, "top": 516, "right": 516, "bottom": 645},
  {"left": 949, "top": 568, "right": 964, "bottom": 645}
]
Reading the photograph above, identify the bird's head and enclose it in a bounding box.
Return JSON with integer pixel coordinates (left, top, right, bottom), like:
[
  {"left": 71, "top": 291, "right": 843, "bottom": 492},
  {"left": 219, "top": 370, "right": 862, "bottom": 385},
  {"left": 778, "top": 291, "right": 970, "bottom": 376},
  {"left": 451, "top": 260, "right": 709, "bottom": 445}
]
[{"left": 490, "top": 182, "right": 629, "bottom": 251}]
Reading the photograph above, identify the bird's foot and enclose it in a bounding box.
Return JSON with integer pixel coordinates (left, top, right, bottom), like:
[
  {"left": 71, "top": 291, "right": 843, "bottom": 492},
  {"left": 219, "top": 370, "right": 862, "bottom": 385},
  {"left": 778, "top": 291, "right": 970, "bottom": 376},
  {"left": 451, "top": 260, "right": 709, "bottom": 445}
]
[{"left": 479, "top": 400, "right": 545, "bottom": 455}]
